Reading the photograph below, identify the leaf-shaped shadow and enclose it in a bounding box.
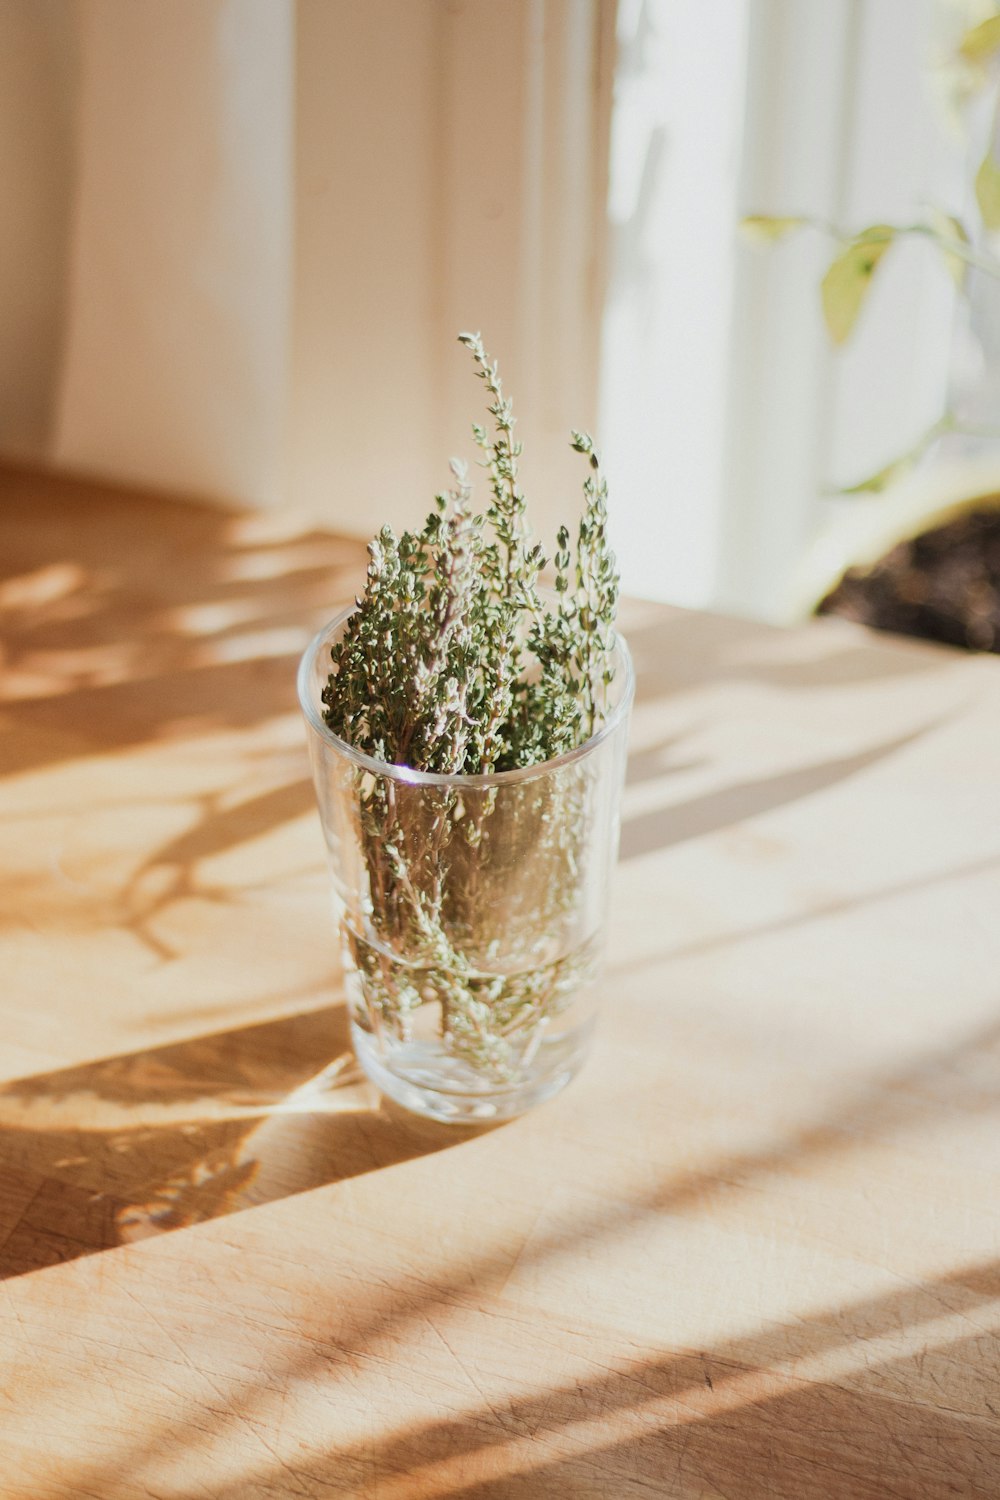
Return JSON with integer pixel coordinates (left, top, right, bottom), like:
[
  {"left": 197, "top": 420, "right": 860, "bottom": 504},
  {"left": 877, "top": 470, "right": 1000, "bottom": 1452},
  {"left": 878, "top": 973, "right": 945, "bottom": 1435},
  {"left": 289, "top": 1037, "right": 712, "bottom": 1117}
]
[{"left": 0, "top": 1004, "right": 481, "bottom": 1278}]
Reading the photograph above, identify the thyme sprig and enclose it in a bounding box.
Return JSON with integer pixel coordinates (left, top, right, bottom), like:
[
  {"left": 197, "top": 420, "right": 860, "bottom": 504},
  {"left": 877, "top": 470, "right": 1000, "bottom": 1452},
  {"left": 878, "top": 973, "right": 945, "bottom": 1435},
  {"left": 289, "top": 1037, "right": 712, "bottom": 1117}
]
[
  {"left": 322, "top": 334, "right": 619, "bottom": 773},
  {"left": 319, "top": 335, "right": 622, "bottom": 1084}
]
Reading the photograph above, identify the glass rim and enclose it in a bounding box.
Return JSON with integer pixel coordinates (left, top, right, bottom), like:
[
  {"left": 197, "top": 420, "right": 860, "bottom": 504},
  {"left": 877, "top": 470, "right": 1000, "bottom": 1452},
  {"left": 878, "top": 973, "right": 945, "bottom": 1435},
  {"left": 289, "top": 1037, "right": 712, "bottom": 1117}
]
[{"left": 297, "top": 601, "right": 635, "bottom": 788}]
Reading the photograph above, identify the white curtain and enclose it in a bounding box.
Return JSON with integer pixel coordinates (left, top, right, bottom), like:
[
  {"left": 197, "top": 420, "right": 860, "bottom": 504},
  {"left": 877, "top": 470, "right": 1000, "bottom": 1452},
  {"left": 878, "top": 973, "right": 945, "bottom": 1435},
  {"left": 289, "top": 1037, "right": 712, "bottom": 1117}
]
[
  {"left": 54, "top": 0, "right": 293, "bottom": 509},
  {"left": 600, "top": 0, "right": 976, "bottom": 618},
  {"left": 1, "top": 0, "right": 615, "bottom": 549},
  {"left": 5, "top": 0, "right": 988, "bottom": 616}
]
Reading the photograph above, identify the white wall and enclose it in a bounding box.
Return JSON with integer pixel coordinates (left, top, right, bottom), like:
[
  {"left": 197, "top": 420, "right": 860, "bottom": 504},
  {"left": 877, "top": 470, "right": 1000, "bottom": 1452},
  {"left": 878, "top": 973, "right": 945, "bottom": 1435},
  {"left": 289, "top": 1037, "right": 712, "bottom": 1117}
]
[{"left": 289, "top": 0, "right": 615, "bottom": 549}]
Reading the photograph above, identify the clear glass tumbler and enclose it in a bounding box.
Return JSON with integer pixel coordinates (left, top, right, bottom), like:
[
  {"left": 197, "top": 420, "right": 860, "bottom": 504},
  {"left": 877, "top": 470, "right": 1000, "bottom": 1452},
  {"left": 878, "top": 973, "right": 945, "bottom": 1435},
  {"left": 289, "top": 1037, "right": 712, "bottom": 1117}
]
[{"left": 298, "top": 606, "right": 634, "bottom": 1123}]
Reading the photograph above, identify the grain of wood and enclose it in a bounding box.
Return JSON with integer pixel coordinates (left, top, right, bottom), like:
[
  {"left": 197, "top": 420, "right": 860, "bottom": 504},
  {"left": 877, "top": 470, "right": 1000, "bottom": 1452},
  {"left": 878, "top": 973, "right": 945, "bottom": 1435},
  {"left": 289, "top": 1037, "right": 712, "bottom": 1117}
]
[{"left": 1, "top": 465, "right": 998, "bottom": 1497}]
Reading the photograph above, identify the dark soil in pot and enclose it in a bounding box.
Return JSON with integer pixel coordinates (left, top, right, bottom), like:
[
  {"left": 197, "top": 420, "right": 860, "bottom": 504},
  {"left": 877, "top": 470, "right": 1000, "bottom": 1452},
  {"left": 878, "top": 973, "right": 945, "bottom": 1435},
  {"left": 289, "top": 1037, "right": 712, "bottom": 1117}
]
[{"left": 818, "top": 502, "right": 1000, "bottom": 653}]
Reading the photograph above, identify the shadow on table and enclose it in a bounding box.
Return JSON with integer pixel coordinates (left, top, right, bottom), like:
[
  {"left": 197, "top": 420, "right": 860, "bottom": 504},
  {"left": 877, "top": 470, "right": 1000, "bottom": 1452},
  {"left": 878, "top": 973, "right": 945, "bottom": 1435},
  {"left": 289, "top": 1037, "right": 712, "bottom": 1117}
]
[
  {"left": 619, "top": 725, "right": 932, "bottom": 862},
  {"left": 28, "top": 1254, "right": 1000, "bottom": 1498},
  {"left": 6, "top": 989, "right": 1000, "bottom": 1494},
  {"left": 616, "top": 606, "right": 954, "bottom": 863},
  {"left": 0, "top": 464, "right": 366, "bottom": 781},
  {"left": 0, "top": 1002, "right": 481, "bottom": 1280},
  {"left": 305, "top": 1261, "right": 1000, "bottom": 1498},
  {"left": 623, "top": 605, "right": 957, "bottom": 701},
  {"left": 281, "top": 1005, "right": 997, "bottom": 1496}
]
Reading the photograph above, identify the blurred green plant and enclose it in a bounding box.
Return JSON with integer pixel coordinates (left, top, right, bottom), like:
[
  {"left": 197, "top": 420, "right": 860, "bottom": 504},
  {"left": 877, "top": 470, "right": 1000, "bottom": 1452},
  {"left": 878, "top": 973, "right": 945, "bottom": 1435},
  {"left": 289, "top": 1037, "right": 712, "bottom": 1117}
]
[{"left": 742, "top": 7, "right": 1000, "bottom": 492}]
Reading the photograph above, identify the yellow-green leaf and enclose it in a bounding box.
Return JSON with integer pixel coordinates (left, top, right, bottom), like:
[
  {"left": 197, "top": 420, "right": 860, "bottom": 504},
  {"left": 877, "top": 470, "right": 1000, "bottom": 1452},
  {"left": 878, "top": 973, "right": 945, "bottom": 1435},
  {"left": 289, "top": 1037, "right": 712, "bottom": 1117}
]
[
  {"left": 837, "top": 414, "right": 953, "bottom": 494},
  {"left": 838, "top": 455, "right": 918, "bottom": 495},
  {"left": 927, "top": 207, "right": 971, "bottom": 286},
  {"left": 739, "top": 215, "right": 805, "bottom": 245},
  {"left": 976, "top": 151, "right": 1000, "bottom": 228},
  {"left": 958, "top": 12, "right": 1000, "bottom": 64},
  {"left": 820, "top": 226, "right": 896, "bottom": 345}
]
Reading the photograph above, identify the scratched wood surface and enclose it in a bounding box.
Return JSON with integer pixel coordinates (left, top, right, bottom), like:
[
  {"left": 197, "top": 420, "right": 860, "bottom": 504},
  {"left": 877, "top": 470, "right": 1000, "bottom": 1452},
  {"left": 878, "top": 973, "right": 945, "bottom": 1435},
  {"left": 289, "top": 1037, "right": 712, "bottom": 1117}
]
[{"left": 2, "top": 463, "right": 999, "bottom": 1498}]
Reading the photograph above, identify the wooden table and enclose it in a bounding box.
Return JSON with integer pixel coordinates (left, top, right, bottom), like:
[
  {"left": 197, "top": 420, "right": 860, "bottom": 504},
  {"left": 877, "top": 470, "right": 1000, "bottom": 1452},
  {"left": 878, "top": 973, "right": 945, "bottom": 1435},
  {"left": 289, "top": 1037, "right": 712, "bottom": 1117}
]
[{"left": 2, "top": 464, "right": 999, "bottom": 1498}]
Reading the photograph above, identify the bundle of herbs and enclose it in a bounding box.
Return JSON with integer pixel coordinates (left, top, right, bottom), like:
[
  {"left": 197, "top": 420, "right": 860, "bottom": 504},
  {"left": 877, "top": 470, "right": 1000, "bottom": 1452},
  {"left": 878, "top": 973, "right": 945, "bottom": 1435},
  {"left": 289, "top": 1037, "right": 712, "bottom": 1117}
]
[
  {"left": 319, "top": 333, "right": 625, "bottom": 1087},
  {"left": 322, "top": 332, "right": 619, "bottom": 771}
]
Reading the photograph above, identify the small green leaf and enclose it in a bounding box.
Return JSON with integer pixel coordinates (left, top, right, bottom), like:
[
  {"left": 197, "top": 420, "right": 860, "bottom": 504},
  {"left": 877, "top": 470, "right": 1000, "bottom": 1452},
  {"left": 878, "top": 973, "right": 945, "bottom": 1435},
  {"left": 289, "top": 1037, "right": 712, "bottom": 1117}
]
[
  {"left": 958, "top": 13, "right": 1000, "bottom": 64},
  {"left": 820, "top": 225, "right": 896, "bottom": 344},
  {"left": 740, "top": 214, "right": 806, "bottom": 244},
  {"left": 976, "top": 151, "right": 1000, "bottom": 228},
  {"left": 926, "top": 208, "right": 971, "bottom": 286}
]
